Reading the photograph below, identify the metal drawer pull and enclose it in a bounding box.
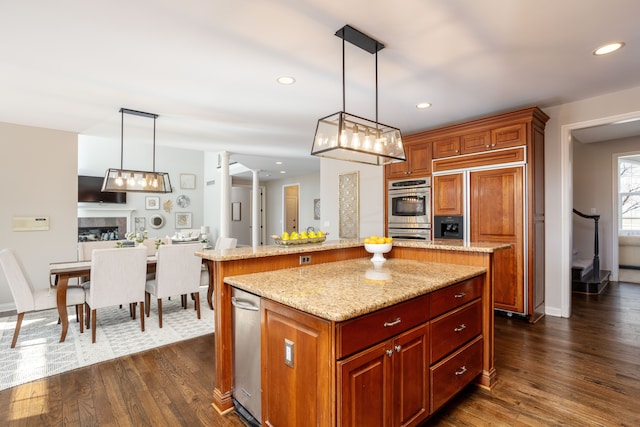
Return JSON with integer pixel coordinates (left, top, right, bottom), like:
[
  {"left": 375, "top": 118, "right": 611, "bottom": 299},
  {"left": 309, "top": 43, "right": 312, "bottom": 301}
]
[
  {"left": 454, "top": 292, "right": 466, "bottom": 299},
  {"left": 386, "top": 349, "right": 394, "bottom": 357},
  {"left": 455, "top": 366, "right": 467, "bottom": 376},
  {"left": 454, "top": 324, "right": 467, "bottom": 333},
  {"left": 395, "top": 345, "right": 402, "bottom": 353},
  {"left": 384, "top": 318, "right": 402, "bottom": 327}
]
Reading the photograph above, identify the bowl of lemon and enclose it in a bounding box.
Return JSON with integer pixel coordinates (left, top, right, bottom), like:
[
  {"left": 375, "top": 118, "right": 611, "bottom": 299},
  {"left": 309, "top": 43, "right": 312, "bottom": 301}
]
[
  {"left": 363, "top": 235, "right": 393, "bottom": 263},
  {"left": 272, "top": 230, "right": 327, "bottom": 246}
]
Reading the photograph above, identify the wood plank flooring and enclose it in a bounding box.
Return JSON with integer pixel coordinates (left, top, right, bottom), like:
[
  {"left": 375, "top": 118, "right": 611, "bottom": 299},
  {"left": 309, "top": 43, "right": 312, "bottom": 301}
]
[{"left": 1, "top": 281, "right": 638, "bottom": 426}]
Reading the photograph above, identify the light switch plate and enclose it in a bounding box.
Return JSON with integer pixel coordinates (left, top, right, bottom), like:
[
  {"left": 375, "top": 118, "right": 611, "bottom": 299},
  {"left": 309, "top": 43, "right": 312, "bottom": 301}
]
[{"left": 285, "top": 338, "right": 294, "bottom": 367}]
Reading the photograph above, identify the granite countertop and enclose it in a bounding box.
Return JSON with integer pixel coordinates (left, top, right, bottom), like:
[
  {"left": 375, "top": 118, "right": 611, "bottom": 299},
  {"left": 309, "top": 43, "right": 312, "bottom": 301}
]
[
  {"left": 224, "top": 258, "right": 486, "bottom": 322},
  {"left": 196, "top": 239, "right": 509, "bottom": 261}
]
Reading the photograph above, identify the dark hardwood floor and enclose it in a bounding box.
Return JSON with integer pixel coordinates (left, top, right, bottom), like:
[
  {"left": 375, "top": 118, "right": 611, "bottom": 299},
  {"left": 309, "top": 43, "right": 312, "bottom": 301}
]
[{"left": 1, "top": 281, "right": 638, "bottom": 426}]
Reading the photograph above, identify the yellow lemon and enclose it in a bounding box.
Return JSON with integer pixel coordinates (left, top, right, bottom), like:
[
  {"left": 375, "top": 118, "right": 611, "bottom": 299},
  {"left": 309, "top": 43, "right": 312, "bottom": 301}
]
[
  {"left": 290, "top": 231, "right": 299, "bottom": 240},
  {"left": 281, "top": 232, "right": 290, "bottom": 241}
]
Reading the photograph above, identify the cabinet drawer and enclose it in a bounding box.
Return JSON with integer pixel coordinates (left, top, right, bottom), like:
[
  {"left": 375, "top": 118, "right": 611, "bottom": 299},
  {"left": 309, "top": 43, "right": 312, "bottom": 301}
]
[
  {"left": 430, "top": 275, "right": 482, "bottom": 318},
  {"left": 337, "top": 294, "right": 430, "bottom": 359},
  {"left": 430, "top": 300, "right": 482, "bottom": 363},
  {"left": 430, "top": 336, "right": 483, "bottom": 413}
]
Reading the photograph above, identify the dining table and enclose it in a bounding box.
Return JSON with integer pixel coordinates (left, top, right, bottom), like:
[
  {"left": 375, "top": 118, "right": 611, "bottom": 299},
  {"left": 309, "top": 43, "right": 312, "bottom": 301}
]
[{"left": 49, "top": 256, "right": 157, "bottom": 342}]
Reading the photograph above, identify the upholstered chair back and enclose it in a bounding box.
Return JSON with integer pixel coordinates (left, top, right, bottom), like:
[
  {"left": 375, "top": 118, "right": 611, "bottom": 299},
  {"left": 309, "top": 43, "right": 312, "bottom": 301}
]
[
  {"left": 0, "top": 248, "right": 36, "bottom": 313},
  {"left": 150, "top": 243, "right": 202, "bottom": 298},
  {"left": 78, "top": 240, "right": 121, "bottom": 261},
  {"left": 87, "top": 246, "right": 147, "bottom": 309},
  {"left": 214, "top": 237, "right": 238, "bottom": 250}
]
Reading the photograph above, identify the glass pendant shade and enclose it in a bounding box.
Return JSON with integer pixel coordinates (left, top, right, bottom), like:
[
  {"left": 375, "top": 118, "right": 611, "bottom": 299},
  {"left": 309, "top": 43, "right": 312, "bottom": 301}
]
[
  {"left": 311, "top": 25, "right": 406, "bottom": 166},
  {"left": 311, "top": 111, "right": 405, "bottom": 165},
  {"left": 102, "top": 168, "right": 172, "bottom": 193},
  {"left": 102, "top": 108, "right": 172, "bottom": 194}
]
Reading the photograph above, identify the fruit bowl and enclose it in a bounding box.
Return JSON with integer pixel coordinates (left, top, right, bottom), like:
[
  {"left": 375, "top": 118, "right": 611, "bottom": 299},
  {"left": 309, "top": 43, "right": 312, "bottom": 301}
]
[
  {"left": 272, "top": 233, "right": 327, "bottom": 246},
  {"left": 364, "top": 243, "right": 393, "bottom": 263}
]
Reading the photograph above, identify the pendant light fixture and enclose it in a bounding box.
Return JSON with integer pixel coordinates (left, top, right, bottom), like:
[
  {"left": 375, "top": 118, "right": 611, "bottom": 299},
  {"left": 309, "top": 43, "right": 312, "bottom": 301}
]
[
  {"left": 102, "top": 108, "right": 172, "bottom": 193},
  {"left": 311, "top": 25, "right": 405, "bottom": 165}
]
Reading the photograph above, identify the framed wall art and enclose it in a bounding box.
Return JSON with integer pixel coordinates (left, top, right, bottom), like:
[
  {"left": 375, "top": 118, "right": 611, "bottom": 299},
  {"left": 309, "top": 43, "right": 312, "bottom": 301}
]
[
  {"left": 145, "top": 196, "right": 160, "bottom": 210},
  {"left": 338, "top": 171, "right": 359, "bottom": 239},
  {"left": 175, "top": 212, "right": 192, "bottom": 229},
  {"left": 180, "top": 173, "right": 196, "bottom": 189}
]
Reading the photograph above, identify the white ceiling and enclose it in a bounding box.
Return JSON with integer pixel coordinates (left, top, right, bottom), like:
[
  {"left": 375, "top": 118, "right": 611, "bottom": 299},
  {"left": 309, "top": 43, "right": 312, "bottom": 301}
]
[{"left": 2, "top": 1, "right": 640, "bottom": 180}]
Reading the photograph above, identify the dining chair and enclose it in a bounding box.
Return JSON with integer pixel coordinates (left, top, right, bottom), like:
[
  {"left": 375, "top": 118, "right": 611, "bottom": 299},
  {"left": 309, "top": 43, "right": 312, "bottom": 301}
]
[
  {"left": 0, "top": 248, "right": 85, "bottom": 348},
  {"left": 83, "top": 246, "right": 147, "bottom": 343},
  {"left": 145, "top": 243, "right": 202, "bottom": 327}
]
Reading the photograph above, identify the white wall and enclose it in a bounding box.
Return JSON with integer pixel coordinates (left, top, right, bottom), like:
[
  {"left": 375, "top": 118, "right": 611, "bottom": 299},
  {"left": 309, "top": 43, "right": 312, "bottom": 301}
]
[
  {"left": 319, "top": 158, "right": 384, "bottom": 240},
  {"left": 265, "top": 172, "right": 321, "bottom": 240},
  {"left": 544, "top": 84, "right": 640, "bottom": 318},
  {"left": 0, "top": 123, "right": 78, "bottom": 311},
  {"left": 78, "top": 135, "right": 205, "bottom": 239},
  {"left": 230, "top": 185, "right": 252, "bottom": 245}
]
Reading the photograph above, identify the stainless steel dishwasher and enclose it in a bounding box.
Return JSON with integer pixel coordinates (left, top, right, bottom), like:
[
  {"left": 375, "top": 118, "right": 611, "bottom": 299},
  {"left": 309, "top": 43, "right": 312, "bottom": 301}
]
[{"left": 231, "top": 287, "right": 261, "bottom": 426}]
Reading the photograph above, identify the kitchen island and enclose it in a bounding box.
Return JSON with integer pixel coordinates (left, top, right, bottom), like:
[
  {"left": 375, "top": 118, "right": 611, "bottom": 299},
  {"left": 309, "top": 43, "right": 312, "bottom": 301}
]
[
  {"left": 196, "top": 239, "right": 509, "bottom": 416},
  {"left": 226, "top": 258, "right": 486, "bottom": 426}
]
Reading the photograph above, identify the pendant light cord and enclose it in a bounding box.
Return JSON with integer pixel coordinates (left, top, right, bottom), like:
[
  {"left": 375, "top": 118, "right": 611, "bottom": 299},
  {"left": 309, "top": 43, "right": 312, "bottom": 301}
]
[
  {"left": 342, "top": 37, "right": 346, "bottom": 112},
  {"left": 120, "top": 109, "right": 124, "bottom": 169},
  {"left": 152, "top": 116, "right": 156, "bottom": 173}
]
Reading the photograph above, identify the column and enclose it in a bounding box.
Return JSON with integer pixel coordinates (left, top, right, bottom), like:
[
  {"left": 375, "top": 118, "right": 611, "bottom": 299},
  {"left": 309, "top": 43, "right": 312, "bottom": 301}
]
[
  {"left": 252, "top": 169, "right": 260, "bottom": 247},
  {"left": 219, "top": 151, "right": 231, "bottom": 238}
]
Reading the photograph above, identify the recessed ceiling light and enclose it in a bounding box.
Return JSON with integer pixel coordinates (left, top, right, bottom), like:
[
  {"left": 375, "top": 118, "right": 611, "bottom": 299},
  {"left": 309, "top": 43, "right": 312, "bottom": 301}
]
[
  {"left": 275, "top": 161, "right": 283, "bottom": 165},
  {"left": 277, "top": 76, "right": 296, "bottom": 85},
  {"left": 279, "top": 170, "right": 286, "bottom": 174},
  {"left": 593, "top": 42, "right": 625, "bottom": 56},
  {"left": 416, "top": 102, "right": 432, "bottom": 109}
]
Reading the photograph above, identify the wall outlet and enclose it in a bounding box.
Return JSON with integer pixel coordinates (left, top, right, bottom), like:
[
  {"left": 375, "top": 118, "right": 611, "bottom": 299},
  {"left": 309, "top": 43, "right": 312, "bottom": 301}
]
[
  {"left": 284, "top": 339, "right": 294, "bottom": 367},
  {"left": 299, "top": 255, "right": 311, "bottom": 265}
]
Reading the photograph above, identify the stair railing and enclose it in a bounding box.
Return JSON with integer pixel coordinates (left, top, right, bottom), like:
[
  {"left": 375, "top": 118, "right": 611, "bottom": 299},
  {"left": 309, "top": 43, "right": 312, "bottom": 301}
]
[{"left": 573, "top": 208, "right": 600, "bottom": 281}]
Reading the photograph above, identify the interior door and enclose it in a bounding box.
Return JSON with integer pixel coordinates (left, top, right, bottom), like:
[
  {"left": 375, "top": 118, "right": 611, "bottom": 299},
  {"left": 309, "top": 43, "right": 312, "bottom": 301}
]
[
  {"left": 284, "top": 184, "right": 299, "bottom": 233},
  {"left": 469, "top": 166, "right": 524, "bottom": 313}
]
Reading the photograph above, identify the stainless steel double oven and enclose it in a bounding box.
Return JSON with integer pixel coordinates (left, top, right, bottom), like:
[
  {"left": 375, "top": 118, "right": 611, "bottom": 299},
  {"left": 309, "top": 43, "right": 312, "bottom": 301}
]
[{"left": 387, "top": 177, "right": 431, "bottom": 241}]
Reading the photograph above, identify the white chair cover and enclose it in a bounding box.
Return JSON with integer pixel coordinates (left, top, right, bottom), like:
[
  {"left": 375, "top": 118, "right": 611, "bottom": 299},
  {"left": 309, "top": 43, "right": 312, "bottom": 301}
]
[
  {"left": 86, "top": 246, "right": 147, "bottom": 310},
  {"left": 77, "top": 240, "right": 122, "bottom": 261},
  {"left": 147, "top": 243, "right": 202, "bottom": 299}
]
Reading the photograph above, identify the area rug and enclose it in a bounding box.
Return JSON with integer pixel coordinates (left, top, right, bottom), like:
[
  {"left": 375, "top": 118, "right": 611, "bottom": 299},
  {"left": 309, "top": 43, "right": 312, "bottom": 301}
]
[{"left": 0, "top": 293, "right": 214, "bottom": 391}]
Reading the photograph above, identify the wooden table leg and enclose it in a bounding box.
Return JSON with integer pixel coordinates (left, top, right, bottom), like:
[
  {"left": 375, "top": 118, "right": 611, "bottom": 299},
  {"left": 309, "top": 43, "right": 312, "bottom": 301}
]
[
  {"left": 205, "top": 260, "right": 214, "bottom": 310},
  {"left": 56, "top": 274, "right": 70, "bottom": 342}
]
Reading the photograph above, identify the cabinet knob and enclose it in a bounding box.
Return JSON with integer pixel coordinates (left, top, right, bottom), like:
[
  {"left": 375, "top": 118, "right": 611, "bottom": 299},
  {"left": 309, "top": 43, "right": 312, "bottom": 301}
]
[
  {"left": 394, "top": 345, "right": 402, "bottom": 353},
  {"left": 455, "top": 366, "right": 468, "bottom": 376},
  {"left": 386, "top": 349, "right": 394, "bottom": 357},
  {"left": 491, "top": 143, "right": 496, "bottom": 147},
  {"left": 485, "top": 144, "right": 490, "bottom": 148},
  {"left": 454, "top": 324, "right": 467, "bottom": 333}
]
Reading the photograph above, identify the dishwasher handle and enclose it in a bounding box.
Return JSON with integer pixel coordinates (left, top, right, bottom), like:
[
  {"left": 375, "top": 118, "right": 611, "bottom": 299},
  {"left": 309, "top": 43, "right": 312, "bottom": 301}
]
[{"left": 232, "top": 296, "right": 260, "bottom": 311}]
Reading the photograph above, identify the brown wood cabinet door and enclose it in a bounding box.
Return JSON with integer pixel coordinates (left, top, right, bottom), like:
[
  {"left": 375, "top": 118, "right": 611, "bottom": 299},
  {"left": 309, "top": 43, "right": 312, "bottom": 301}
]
[
  {"left": 469, "top": 167, "right": 524, "bottom": 313},
  {"left": 406, "top": 142, "right": 432, "bottom": 176},
  {"left": 338, "top": 340, "right": 393, "bottom": 427},
  {"left": 460, "top": 130, "right": 491, "bottom": 155},
  {"left": 262, "top": 300, "right": 333, "bottom": 427},
  {"left": 433, "top": 174, "right": 463, "bottom": 216},
  {"left": 393, "top": 324, "right": 429, "bottom": 427},
  {"left": 386, "top": 142, "right": 432, "bottom": 179},
  {"left": 431, "top": 136, "right": 460, "bottom": 159},
  {"left": 491, "top": 123, "right": 526, "bottom": 149}
]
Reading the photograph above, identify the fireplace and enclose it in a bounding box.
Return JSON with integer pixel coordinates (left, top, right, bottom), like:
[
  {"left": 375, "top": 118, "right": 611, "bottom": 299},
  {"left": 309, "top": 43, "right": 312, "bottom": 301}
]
[{"left": 77, "top": 207, "right": 134, "bottom": 242}]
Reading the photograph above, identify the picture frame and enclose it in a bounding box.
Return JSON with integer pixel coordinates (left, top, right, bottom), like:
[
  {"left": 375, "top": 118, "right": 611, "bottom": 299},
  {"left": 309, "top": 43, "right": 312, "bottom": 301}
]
[
  {"left": 232, "top": 202, "right": 241, "bottom": 221},
  {"left": 175, "top": 212, "right": 192, "bottom": 229},
  {"left": 180, "top": 173, "right": 196, "bottom": 190},
  {"left": 134, "top": 217, "right": 146, "bottom": 233},
  {"left": 145, "top": 196, "right": 160, "bottom": 210}
]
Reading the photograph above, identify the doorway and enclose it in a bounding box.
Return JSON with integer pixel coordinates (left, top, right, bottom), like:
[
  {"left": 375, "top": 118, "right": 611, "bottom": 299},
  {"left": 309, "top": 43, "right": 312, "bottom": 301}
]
[
  {"left": 564, "top": 112, "right": 640, "bottom": 317},
  {"left": 283, "top": 184, "right": 299, "bottom": 234}
]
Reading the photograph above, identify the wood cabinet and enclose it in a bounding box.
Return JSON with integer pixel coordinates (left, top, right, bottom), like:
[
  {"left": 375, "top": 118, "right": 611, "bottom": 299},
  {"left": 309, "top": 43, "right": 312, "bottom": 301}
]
[
  {"left": 427, "top": 107, "right": 548, "bottom": 321},
  {"left": 338, "top": 324, "right": 429, "bottom": 427},
  {"left": 470, "top": 166, "right": 524, "bottom": 312},
  {"left": 261, "top": 275, "right": 485, "bottom": 426},
  {"left": 386, "top": 138, "right": 432, "bottom": 179},
  {"left": 432, "top": 173, "right": 463, "bottom": 216}
]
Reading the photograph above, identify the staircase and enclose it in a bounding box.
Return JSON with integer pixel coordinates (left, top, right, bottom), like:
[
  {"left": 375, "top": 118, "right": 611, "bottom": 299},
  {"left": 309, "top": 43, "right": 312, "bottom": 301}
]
[
  {"left": 572, "top": 209, "right": 610, "bottom": 294},
  {"left": 572, "top": 254, "right": 610, "bottom": 294}
]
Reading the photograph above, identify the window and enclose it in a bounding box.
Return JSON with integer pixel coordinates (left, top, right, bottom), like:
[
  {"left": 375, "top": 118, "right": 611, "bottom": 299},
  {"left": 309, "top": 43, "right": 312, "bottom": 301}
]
[{"left": 619, "top": 156, "right": 640, "bottom": 234}]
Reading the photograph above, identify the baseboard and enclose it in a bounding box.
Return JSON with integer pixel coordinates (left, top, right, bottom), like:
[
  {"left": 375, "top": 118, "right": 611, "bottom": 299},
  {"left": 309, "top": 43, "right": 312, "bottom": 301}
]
[{"left": 545, "top": 306, "right": 563, "bottom": 318}]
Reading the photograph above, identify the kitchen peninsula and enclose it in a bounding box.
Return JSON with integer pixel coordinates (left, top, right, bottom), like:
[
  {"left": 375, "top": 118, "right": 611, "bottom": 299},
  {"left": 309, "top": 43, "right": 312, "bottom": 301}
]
[{"left": 196, "top": 239, "right": 509, "bottom": 422}]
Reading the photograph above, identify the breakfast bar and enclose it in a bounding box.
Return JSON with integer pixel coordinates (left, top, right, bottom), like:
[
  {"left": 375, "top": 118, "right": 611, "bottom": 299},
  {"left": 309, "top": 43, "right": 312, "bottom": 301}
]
[{"left": 196, "top": 239, "right": 508, "bottom": 419}]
